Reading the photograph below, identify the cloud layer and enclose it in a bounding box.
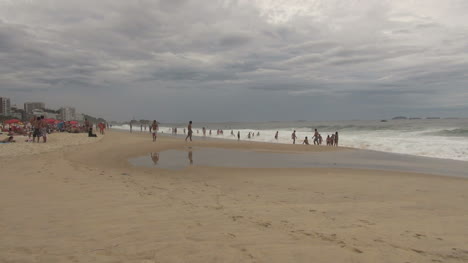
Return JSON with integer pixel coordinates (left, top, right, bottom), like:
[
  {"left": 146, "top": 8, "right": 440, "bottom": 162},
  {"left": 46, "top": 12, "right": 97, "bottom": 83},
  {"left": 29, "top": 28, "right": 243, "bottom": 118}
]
[{"left": 1, "top": 0, "right": 467, "bottom": 121}]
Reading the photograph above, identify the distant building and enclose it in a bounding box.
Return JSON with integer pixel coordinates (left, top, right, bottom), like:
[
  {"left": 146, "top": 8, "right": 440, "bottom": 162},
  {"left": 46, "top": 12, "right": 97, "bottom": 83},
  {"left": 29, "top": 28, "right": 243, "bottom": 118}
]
[
  {"left": 0, "top": 97, "right": 11, "bottom": 116},
  {"left": 59, "top": 107, "right": 76, "bottom": 121},
  {"left": 75, "top": 113, "right": 84, "bottom": 121},
  {"left": 10, "top": 105, "right": 26, "bottom": 120},
  {"left": 24, "top": 102, "right": 45, "bottom": 114},
  {"left": 46, "top": 112, "right": 59, "bottom": 119},
  {"left": 32, "top": 109, "right": 46, "bottom": 117}
]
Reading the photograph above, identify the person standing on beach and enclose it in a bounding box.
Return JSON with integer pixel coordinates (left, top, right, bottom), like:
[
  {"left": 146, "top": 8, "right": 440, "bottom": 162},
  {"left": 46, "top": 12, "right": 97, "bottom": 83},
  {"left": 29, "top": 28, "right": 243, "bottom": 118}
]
[
  {"left": 275, "top": 131, "right": 278, "bottom": 141},
  {"left": 33, "top": 116, "right": 41, "bottom": 143},
  {"left": 151, "top": 120, "right": 158, "bottom": 142},
  {"left": 140, "top": 124, "right": 143, "bottom": 132},
  {"left": 40, "top": 116, "right": 47, "bottom": 143},
  {"left": 334, "top": 132, "right": 339, "bottom": 146},
  {"left": 130, "top": 122, "right": 133, "bottom": 133},
  {"left": 291, "top": 130, "right": 297, "bottom": 144},
  {"left": 237, "top": 131, "right": 240, "bottom": 141},
  {"left": 185, "top": 121, "right": 193, "bottom": 142}
]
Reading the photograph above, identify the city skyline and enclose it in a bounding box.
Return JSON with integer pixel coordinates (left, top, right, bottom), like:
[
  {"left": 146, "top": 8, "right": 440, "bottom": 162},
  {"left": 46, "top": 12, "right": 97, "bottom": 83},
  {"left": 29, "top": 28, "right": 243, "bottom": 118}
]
[{"left": 1, "top": 0, "right": 467, "bottom": 122}]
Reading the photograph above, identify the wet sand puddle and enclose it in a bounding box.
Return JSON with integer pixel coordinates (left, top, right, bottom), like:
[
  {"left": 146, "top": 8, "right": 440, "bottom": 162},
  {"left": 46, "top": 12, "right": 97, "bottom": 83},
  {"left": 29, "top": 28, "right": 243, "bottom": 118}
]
[{"left": 128, "top": 147, "right": 468, "bottom": 177}]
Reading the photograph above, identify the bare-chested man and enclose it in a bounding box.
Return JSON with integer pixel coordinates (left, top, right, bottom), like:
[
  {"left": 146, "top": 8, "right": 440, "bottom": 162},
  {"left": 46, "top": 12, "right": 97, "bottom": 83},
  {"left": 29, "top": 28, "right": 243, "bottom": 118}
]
[
  {"left": 151, "top": 120, "right": 158, "bottom": 142},
  {"left": 185, "top": 121, "right": 193, "bottom": 142},
  {"left": 32, "top": 116, "right": 41, "bottom": 143}
]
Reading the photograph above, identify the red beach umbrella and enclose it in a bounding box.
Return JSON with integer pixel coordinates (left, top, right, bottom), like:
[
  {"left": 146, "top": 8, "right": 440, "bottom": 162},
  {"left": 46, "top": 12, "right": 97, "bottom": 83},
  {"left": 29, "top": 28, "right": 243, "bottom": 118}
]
[
  {"left": 69, "top": 121, "right": 78, "bottom": 125},
  {"left": 5, "top": 119, "right": 21, "bottom": 124},
  {"left": 45, "top": 118, "right": 57, "bottom": 124}
]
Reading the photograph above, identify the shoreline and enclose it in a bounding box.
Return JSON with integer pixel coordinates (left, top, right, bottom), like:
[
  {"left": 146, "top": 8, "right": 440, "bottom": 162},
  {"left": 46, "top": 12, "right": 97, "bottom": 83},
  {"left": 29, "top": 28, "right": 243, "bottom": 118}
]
[{"left": 111, "top": 126, "right": 468, "bottom": 162}]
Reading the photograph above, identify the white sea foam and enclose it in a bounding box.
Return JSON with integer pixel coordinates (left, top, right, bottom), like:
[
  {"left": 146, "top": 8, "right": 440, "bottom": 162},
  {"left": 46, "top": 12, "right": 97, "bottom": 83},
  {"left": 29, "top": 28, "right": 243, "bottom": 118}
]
[{"left": 112, "top": 119, "right": 468, "bottom": 161}]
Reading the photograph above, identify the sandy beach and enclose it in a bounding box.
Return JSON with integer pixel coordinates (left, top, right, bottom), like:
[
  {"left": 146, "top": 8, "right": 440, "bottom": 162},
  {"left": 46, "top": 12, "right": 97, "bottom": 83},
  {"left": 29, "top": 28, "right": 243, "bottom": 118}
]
[{"left": 1, "top": 130, "right": 467, "bottom": 263}]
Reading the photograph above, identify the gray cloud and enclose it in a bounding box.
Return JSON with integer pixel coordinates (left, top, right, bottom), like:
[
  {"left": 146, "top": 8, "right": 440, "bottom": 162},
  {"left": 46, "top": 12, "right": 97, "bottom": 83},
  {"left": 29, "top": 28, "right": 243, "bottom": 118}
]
[{"left": 0, "top": 0, "right": 467, "bottom": 121}]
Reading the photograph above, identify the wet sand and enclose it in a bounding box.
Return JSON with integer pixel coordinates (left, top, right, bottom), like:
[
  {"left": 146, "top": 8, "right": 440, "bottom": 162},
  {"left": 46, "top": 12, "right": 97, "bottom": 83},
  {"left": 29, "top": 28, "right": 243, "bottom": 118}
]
[
  {"left": 130, "top": 147, "right": 468, "bottom": 178},
  {"left": 1, "top": 130, "right": 467, "bottom": 262}
]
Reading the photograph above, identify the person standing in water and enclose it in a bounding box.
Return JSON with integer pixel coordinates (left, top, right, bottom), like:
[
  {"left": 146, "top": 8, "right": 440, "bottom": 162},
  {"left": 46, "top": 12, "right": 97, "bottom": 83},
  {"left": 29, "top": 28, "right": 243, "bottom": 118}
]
[
  {"left": 151, "top": 120, "right": 158, "bottom": 142},
  {"left": 313, "top": 129, "right": 320, "bottom": 145},
  {"left": 237, "top": 131, "right": 240, "bottom": 141},
  {"left": 275, "top": 131, "right": 278, "bottom": 141},
  {"left": 185, "top": 121, "right": 193, "bottom": 142},
  {"left": 334, "top": 132, "right": 339, "bottom": 146},
  {"left": 291, "top": 130, "right": 297, "bottom": 144},
  {"left": 130, "top": 122, "right": 133, "bottom": 133}
]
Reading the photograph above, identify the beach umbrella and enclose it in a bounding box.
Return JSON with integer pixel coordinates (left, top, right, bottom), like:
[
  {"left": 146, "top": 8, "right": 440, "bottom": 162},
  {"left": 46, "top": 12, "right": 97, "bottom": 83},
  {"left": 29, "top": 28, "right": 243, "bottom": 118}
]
[
  {"left": 69, "top": 121, "right": 78, "bottom": 125},
  {"left": 5, "top": 119, "right": 21, "bottom": 124},
  {"left": 45, "top": 118, "right": 57, "bottom": 124}
]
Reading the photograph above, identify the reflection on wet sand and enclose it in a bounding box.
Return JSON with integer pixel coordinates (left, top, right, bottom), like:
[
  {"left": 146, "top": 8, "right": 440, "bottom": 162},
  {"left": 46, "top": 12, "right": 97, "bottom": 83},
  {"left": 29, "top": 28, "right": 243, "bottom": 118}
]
[
  {"left": 188, "top": 150, "right": 193, "bottom": 165},
  {"left": 129, "top": 147, "right": 468, "bottom": 177},
  {"left": 148, "top": 150, "right": 193, "bottom": 167},
  {"left": 150, "top": 152, "right": 159, "bottom": 165}
]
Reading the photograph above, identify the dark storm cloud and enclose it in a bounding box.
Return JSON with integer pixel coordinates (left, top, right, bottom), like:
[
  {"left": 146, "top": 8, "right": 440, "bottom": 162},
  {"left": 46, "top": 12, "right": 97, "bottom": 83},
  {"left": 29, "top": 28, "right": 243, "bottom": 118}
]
[{"left": 0, "top": 0, "right": 467, "bottom": 121}]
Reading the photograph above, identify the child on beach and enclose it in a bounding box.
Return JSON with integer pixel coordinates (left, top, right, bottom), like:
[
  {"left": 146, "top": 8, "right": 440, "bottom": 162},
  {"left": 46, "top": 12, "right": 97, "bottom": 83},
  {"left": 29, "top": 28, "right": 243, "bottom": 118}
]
[{"left": 302, "top": 136, "right": 309, "bottom": 145}]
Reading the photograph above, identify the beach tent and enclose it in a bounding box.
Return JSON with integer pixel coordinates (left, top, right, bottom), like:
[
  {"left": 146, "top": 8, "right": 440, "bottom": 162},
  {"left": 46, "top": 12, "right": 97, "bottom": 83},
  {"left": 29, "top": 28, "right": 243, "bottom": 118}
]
[{"left": 5, "top": 119, "right": 21, "bottom": 124}]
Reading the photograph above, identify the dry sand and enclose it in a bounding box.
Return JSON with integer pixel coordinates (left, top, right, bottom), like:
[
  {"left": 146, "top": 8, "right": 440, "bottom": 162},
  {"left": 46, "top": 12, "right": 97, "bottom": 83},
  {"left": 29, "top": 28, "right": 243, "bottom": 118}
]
[
  {"left": 1, "top": 130, "right": 467, "bottom": 262},
  {"left": 0, "top": 132, "right": 103, "bottom": 158}
]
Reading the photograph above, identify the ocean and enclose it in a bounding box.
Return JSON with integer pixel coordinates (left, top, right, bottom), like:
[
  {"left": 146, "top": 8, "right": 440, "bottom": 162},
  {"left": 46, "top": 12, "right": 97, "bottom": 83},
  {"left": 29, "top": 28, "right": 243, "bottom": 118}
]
[{"left": 113, "top": 118, "right": 468, "bottom": 162}]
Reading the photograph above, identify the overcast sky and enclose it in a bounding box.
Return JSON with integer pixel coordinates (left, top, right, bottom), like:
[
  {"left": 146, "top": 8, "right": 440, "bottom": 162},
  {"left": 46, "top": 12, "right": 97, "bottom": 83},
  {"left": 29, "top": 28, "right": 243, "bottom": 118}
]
[{"left": 1, "top": 0, "right": 467, "bottom": 122}]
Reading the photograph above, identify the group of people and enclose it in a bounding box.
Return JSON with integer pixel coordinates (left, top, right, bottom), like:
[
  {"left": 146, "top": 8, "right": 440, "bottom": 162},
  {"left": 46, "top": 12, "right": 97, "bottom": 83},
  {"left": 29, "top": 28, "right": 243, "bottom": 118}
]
[
  {"left": 0, "top": 117, "right": 107, "bottom": 144},
  {"left": 293, "top": 129, "right": 339, "bottom": 146}
]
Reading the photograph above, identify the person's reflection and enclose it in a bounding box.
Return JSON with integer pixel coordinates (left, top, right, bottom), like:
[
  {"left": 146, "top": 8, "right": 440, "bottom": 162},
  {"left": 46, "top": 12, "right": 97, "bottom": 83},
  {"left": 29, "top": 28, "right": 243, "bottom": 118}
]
[
  {"left": 151, "top": 152, "right": 159, "bottom": 165},
  {"left": 188, "top": 150, "right": 193, "bottom": 165}
]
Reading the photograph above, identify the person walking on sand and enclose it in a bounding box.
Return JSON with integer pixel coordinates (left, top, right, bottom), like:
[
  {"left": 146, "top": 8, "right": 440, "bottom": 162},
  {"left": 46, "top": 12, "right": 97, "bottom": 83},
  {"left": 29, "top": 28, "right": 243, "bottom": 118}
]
[
  {"left": 151, "top": 120, "right": 158, "bottom": 142},
  {"left": 291, "top": 130, "right": 297, "bottom": 144},
  {"left": 185, "top": 121, "right": 193, "bottom": 142}
]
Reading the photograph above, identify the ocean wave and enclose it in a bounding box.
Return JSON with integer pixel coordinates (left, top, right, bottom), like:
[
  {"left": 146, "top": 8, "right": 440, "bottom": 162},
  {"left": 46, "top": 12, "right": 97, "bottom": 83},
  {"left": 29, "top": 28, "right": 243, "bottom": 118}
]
[{"left": 425, "top": 129, "right": 468, "bottom": 137}]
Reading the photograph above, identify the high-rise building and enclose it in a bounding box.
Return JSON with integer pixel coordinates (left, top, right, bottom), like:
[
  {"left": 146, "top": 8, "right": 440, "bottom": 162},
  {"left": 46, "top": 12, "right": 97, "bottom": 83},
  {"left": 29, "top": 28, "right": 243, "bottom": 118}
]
[
  {"left": 24, "top": 102, "right": 45, "bottom": 114},
  {"left": 59, "top": 107, "right": 76, "bottom": 121},
  {"left": 0, "top": 97, "right": 11, "bottom": 116}
]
